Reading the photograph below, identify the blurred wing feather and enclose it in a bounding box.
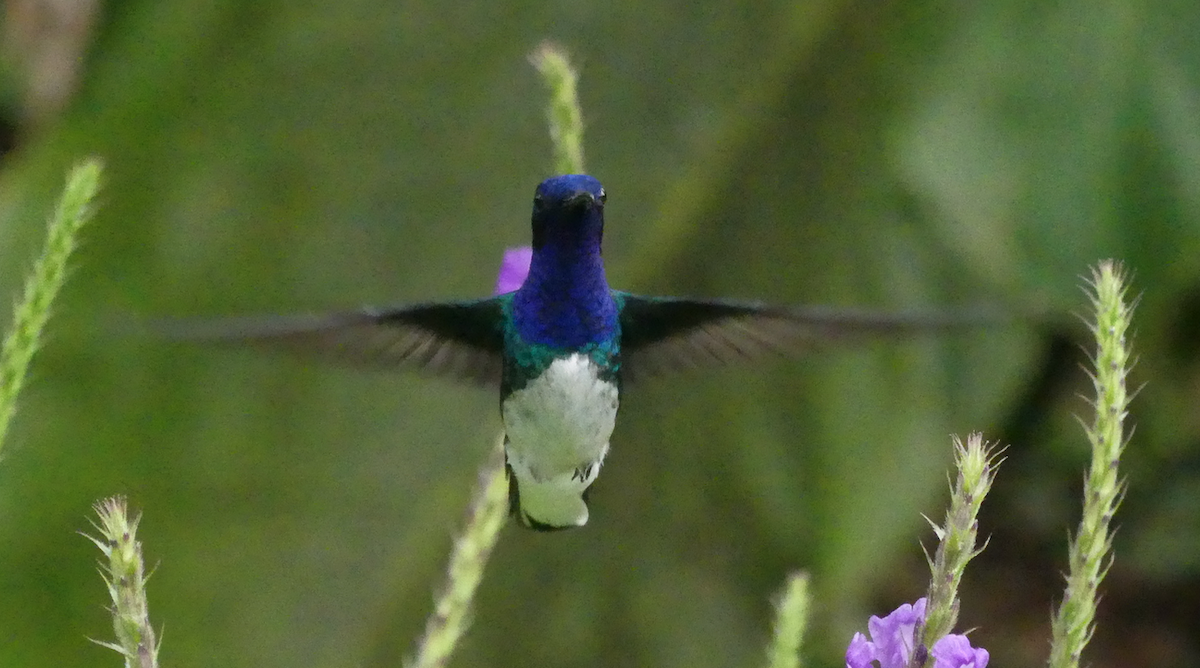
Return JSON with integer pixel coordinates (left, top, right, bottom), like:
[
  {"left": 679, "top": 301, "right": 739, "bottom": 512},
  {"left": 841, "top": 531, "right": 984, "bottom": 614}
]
[
  {"left": 160, "top": 298, "right": 506, "bottom": 386},
  {"left": 617, "top": 293, "right": 988, "bottom": 382}
]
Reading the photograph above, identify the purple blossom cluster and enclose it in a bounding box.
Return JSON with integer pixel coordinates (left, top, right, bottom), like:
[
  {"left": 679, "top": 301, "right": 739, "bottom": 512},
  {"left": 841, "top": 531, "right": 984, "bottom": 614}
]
[{"left": 846, "top": 599, "right": 988, "bottom": 668}]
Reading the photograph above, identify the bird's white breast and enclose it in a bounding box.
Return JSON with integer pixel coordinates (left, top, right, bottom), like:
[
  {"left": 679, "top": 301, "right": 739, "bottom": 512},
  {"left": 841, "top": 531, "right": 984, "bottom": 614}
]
[{"left": 502, "top": 353, "right": 619, "bottom": 485}]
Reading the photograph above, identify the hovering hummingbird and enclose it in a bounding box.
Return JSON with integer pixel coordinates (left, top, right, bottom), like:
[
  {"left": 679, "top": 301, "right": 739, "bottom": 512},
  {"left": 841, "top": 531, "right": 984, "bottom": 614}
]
[{"left": 184, "top": 174, "right": 985, "bottom": 530}]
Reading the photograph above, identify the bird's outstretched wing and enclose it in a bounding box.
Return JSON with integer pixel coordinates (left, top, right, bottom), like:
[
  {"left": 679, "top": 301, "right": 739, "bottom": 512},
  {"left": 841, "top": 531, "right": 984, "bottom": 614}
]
[
  {"left": 616, "top": 293, "right": 991, "bottom": 382},
  {"left": 159, "top": 298, "right": 507, "bottom": 385}
]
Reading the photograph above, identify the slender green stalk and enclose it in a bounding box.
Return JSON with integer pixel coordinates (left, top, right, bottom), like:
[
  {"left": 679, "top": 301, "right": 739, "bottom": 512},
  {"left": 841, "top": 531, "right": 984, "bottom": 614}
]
[
  {"left": 0, "top": 158, "right": 102, "bottom": 452},
  {"left": 916, "top": 433, "right": 999, "bottom": 663},
  {"left": 408, "top": 45, "right": 590, "bottom": 667},
  {"left": 1047, "top": 261, "right": 1134, "bottom": 668},
  {"left": 529, "top": 42, "right": 585, "bottom": 175},
  {"left": 765, "top": 571, "right": 811, "bottom": 668},
  {"left": 85, "top": 497, "right": 160, "bottom": 668},
  {"left": 408, "top": 438, "right": 509, "bottom": 668}
]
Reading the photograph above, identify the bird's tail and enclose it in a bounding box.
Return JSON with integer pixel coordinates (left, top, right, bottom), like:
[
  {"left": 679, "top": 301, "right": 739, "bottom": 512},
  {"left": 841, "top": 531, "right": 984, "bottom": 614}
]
[{"left": 505, "top": 463, "right": 591, "bottom": 531}]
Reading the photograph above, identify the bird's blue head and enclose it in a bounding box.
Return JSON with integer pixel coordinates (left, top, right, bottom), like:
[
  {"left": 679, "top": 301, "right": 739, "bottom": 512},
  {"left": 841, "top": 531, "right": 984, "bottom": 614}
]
[
  {"left": 511, "top": 174, "right": 617, "bottom": 350},
  {"left": 530, "top": 174, "right": 606, "bottom": 252}
]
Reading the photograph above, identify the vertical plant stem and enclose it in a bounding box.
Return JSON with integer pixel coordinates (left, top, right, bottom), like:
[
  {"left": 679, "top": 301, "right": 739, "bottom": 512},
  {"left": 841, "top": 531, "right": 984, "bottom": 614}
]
[
  {"left": 409, "top": 438, "right": 509, "bottom": 668},
  {"left": 0, "top": 158, "right": 102, "bottom": 451},
  {"left": 1047, "top": 261, "right": 1134, "bottom": 668},
  {"left": 408, "top": 44, "right": 591, "bottom": 667}
]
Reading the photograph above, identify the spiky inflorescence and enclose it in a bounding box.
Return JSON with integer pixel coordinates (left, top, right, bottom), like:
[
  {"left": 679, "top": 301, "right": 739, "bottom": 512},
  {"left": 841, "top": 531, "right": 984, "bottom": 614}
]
[
  {"left": 529, "top": 42, "right": 585, "bottom": 176},
  {"left": 408, "top": 439, "right": 509, "bottom": 668},
  {"left": 765, "top": 571, "right": 812, "bottom": 668},
  {"left": 917, "top": 434, "right": 1000, "bottom": 662},
  {"left": 0, "top": 159, "right": 101, "bottom": 452},
  {"left": 1047, "top": 261, "right": 1134, "bottom": 668},
  {"left": 86, "top": 497, "right": 160, "bottom": 668}
]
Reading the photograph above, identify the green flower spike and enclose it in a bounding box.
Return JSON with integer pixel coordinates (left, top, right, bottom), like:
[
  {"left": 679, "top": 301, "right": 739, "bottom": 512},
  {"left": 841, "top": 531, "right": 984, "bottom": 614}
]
[
  {"left": 766, "top": 571, "right": 812, "bottom": 668},
  {"left": 529, "top": 42, "right": 586, "bottom": 176},
  {"left": 917, "top": 433, "right": 1001, "bottom": 664},
  {"left": 86, "top": 497, "right": 160, "bottom": 668},
  {"left": 0, "top": 158, "right": 101, "bottom": 452},
  {"left": 1048, "top": 261, "right": 1134, "bottom": 668}
]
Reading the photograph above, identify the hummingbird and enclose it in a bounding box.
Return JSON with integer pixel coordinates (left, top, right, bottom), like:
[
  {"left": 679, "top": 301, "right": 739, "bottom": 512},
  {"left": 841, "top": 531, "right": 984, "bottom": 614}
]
[{"left": 182, "top": 174, "right": 985, "bottom": 530}]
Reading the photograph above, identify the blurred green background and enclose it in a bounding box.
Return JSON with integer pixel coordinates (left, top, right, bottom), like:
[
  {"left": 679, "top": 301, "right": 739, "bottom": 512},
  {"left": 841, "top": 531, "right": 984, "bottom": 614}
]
[{"left": 1, "top": 1, "right": 1199, "bottom": 666}]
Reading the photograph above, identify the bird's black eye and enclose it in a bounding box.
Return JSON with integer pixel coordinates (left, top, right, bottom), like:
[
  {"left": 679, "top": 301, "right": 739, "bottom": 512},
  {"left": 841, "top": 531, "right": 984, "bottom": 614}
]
[
  {"left": 533, "top": 194, "right": 546, "bottom": 210},
  {"left": 598, "top": 189, "right": 606, "bottom": 204}
]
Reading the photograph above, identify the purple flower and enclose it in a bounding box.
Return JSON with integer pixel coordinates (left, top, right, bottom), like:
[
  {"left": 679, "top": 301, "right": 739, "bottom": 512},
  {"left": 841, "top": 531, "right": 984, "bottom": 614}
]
[
  {"left": 846, "top": 598, "right": 987, "bottom": 668},
  {"left": 493, "top": 246, "right": 532, "bottom": 295},
  {"left": 846, "top": 599, "right": 925, "bottom": 668},
  {"left": 930, "top": 635, "right": 989, "bottom": 668}
]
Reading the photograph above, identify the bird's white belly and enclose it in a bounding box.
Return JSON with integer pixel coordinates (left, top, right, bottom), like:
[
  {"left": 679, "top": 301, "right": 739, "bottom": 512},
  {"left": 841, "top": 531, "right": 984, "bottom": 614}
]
[{"left": 502, "top": 353, "right": 619, "bottom": 484}]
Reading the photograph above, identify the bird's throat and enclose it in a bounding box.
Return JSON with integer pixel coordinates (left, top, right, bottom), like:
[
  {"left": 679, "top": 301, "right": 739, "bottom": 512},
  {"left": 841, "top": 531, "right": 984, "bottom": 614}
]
[{"left": 512, "top": 244, "right": 617, "bottom": 349}]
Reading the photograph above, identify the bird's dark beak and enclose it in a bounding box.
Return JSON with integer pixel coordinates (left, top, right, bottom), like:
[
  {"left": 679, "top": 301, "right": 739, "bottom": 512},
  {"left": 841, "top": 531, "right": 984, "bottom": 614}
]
[{"left": 565, "top": 191, "right": 597, "bottom": 207}]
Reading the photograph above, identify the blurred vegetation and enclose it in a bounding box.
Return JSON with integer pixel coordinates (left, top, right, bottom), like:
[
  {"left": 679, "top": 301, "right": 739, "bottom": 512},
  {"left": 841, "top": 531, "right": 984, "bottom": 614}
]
[{"left": 1, "top": 1, "right": 1198, "bottom": 668}]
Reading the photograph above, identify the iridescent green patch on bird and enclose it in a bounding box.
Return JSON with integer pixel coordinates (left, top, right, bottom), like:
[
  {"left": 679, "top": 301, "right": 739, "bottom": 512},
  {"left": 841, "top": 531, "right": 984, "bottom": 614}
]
[{"left": 500, "top": 293, "right": 619, "bottom": 396}]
